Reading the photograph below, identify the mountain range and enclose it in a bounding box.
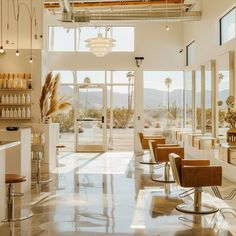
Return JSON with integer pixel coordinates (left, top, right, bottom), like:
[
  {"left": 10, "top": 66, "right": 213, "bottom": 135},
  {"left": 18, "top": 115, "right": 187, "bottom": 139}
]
[{"left": 59, "top": 86, "right": 229, "bottom": 108}]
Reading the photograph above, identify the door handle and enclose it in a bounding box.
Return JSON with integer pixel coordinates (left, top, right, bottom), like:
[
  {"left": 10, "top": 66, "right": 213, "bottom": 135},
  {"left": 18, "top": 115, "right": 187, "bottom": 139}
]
[{"left": 102, "top": 116, "right": 104, "bottom": 124}]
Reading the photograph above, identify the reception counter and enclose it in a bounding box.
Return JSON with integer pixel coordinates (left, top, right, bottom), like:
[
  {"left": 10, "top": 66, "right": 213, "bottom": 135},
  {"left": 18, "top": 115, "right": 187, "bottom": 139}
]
[
  {"left": 0, "top": 141, "right": 20, "bottom": 223},
  {"left": 0, "top": 128, "right": 31, "bottom": 193}
]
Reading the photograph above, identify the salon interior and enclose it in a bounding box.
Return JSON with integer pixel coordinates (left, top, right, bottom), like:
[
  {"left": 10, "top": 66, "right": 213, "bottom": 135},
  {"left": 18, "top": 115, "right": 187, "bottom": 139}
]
[{"left": 0, "top": 0, "right": 236, "bottom": 235}]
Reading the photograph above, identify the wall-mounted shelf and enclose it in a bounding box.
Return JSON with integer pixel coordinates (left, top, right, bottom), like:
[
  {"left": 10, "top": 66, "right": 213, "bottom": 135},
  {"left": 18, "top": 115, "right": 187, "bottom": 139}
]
[
  {"left": 0, "top": 103, "right": 32, "bottom": 106},
  {"left": 0, "top": 118, "right": 31, "bottom": 120},
  {"left": 0, "top": 89, "right": 32, "bottom": 91}
]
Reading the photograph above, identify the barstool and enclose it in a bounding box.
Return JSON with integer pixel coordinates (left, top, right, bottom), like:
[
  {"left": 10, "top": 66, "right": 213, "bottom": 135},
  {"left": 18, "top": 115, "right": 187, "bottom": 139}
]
[
  {"left": 31, "top": 144, "right": 52, "bottom": 185},
  {"left": 56, "top": 144, "right": 66, "bottom": 167},
  {"left": 3, "top": 174, "right": 33, "bottom": 222}
]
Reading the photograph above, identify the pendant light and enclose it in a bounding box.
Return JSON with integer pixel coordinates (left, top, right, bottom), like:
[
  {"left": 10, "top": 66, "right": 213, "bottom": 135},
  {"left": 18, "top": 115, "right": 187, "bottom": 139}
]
[
  {"left": 165, "top": 0, "right": 170, "bottom": 31},
  {"left": 85, "top": 27, "right": 116, "bottom": 57},
  {"left": 0, "top": 0, "right": 4, "bottom": 54}
]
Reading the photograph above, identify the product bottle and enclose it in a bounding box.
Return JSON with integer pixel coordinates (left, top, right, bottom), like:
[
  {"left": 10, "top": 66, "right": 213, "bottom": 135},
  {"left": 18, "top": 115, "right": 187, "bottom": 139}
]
[
  {"left": 9, "top": 94, "right": 13, "bottom": 104},
  {"left": 13, "top": 108, "right": 17, "bottom": 118},
  {"left": 17, "top": 94, "right": 21, "bottom": 104},
  {"left": 26, "top": 108, "right": 31, "bottom": 118},
  {"left": 5, "top": 108, "right": 9, "bottom": 118},
  {"left": 17, "top": 108, "right": 21, "bottom": 118},
  {"left": 22, "top": 108, "right": 26, "bottom": 118},
  {"left": 21, "top": 94, "right": 26, "bottom": 104},
  {"left": 2, "top": 74, "right": 6, "bottom": 89},
  {"left": 13, "top": 94, "right": 17, "bottom": 104},
  {"left": 28, "top": 74, "right": 32, "bottom": 89},
  {"left": 1, "top": 94, "right": 4, "bottom": 104},
  {"left": 5, "top": 94, "right": 9, "bottom": 104},
  {"left": 1, "top": 108, "right": 5, "bottom": 118},
  {"left": 26, "top": 94, "right": 30, "bottom": 104},
  {"left": 9, "top": 108, "right": 13, "bottom": 118}
]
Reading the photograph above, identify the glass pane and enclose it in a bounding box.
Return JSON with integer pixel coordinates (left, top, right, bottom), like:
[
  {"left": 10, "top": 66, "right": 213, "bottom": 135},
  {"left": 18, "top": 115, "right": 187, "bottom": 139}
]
[
  {"left": 77, "top": 71, "right": 105, "bottom": 84},
  {"left": 220, "top": 8, "right": 235, "bottom": 45},
  {"left": 195, "top": 69, "right": 201, "bottom": 131},
  {"left": 52, "top": 85, "right": 75, "bottom": 152},
  {"left": 77, "top": 27, "right": 134, "bottom": 52},
  {"left": 185, "top": 71, "right": 192, "bottom": 129},
  {"left": 52, "top": 71, "right": 74, "bottom": 84},
  {"left": 144, "top": 71, "right": 184, "bottom": 135},
  {"left": 48, "top": 26, "right": 75, "bottom": 51},
  {"left": 77, "top": 87, "right": 103, "bottom": 146},
  {"left": 112, "top": 71, "right": 134, "bottom": 84},
  {"left": 205, "top": 63, "right": 212, "bottom": 134},
  {"left": 107, "top": 85, "right": 134, "bottom": 151}
]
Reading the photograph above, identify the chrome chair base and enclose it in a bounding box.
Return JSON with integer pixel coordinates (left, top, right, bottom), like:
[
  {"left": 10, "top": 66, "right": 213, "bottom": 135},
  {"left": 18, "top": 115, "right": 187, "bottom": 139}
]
[
  {"left": 139, "top": 161, "right": 157, "bottom": 165},
  {"left": 176, "top": 203, "right": 219, "bottom": 215},
  {"left": 151, "top": 175, "right": 175, "bottom": 183},
  {"left": 32, "top": 178, "right": 53, "bottom": 185}
]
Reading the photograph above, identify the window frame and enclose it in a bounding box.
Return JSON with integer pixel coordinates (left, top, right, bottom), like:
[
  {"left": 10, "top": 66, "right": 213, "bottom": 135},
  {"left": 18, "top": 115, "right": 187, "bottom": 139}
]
[
  {"left": 186, "top": 40, "right": 195, "bottom": 66},
  {"left": 219, "top": 7, "right": 236, "bottom": 46}
]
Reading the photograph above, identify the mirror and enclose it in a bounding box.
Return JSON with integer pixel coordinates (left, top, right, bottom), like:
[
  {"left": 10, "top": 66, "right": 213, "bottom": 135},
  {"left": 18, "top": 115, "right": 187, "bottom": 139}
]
[
  {"left": 217, "top": 51, "right": 234, "bottom": 137},
  {"left": 184, "top": 70, "right": 193, "bottom": 130},
  {"left": 195, "top": 67, "right": 202, "bottom": 132},
  {"left": 204, "top": 61, "right": 214, "bottom": 135}
]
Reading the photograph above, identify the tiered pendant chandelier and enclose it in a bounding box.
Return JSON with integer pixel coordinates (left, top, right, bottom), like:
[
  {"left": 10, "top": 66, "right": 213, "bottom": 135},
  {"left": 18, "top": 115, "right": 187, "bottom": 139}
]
[{"left": 85, "top": 32, "right": 116, "bottom": 57}]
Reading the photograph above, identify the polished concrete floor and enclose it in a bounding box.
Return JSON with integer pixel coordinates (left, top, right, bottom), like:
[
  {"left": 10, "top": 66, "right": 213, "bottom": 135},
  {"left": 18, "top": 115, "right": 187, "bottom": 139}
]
[{"left": 0, "top": 152, "right": 236, "bottom": 236}]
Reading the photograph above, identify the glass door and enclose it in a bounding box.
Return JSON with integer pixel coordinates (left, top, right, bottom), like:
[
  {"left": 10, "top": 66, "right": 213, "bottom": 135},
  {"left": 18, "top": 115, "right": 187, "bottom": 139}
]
[{"left": 76, "top": 84, "right": 106, "bottom": 152}]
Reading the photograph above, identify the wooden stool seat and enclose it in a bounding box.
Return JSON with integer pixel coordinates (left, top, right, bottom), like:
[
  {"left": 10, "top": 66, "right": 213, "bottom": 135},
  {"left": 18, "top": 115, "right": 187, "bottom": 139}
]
[{"left": 5, "top": 174, "right": 27, "bottom": 184}]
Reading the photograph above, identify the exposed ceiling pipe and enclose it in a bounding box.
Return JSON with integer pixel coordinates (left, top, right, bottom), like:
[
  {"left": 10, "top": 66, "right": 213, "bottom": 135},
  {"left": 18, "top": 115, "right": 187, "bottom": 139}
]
[{"left": 59, "top": 0, "right": 73, "bottom": 22}]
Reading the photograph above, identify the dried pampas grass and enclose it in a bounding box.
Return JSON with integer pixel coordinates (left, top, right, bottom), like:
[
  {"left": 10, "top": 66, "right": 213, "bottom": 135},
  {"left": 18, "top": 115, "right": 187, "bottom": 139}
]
[{"left": 40, "top": 72, "right": 71, "bottom": 122}]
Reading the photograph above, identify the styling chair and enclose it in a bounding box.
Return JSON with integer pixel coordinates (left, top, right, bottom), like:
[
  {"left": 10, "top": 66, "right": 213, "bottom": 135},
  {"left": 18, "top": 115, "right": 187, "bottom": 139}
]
[
  {"left": 138, "top": 132, "right": 166, "bottom": 165},
  {"left": 169, "top": 153, "right": 222, "bottom": 214},
  {"left": 151, "top": 144, "right": 184, "bottom": 183}
]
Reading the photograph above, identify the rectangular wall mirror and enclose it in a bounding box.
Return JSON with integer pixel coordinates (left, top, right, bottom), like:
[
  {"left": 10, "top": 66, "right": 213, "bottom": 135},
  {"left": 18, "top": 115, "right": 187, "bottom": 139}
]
[
  {"left": 184, "top": 70, "right": 193, "bottom": 130},
  {"left": 195, "top": 67, "right": 202, "bottom": 132},
  {"left": 217, "top": 51, "right": 234, "bottom": 137},
  {"left": 204, "top": 61, "right": 215, "bottom": 135}
]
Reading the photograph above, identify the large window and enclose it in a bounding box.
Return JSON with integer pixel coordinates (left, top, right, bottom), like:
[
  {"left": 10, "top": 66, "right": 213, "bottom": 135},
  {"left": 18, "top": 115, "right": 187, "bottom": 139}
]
[
  {"left": 48, "top": 27, "right": 75, "bottom": 51},
  {"left": 144, "top": 71, "right": 184, "bottom": 133},
  {"left": 49, "top": 26, "right": 134, "bottom": 52},
  {"left": 220, "top": 8, "right": 236, "bottom": 45}
]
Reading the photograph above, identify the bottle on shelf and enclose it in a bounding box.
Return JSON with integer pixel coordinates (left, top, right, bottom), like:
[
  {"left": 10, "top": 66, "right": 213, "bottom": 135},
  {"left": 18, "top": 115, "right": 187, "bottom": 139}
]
[
  {"left": 17, "top": 108, "right": 21, "bottom": 118},
  {"left": 21, "top": 94, "right": 26, "bottom": 104},
  {"left": 22, "top": 108, "right": 26, "bottom": 118},
  {"left": 1, "top": 94, "right": 4, "bottom": 104},
  {"left": 28, "top": 73, "right": 32, "bottom": 89},
  {"left": 2, "top": 74, "right": 6, "bottom": 89},
  {"left": 2, "top": 108, "right": 5, "bottom": 118},
  {"left": 5, "top": 108, "right": 9, "bottom": 118},
  {"left": 5, "top": 94, "right": 9, "bottom": 104},
  {"left": 26, "top": 94, "right": 30, "bottom": 104},
  {"left": 9, "top": 108, "right": 13, "bottom": 118},
  {"left": 13, "top": 73, "right": 17, "bottom": 89},
  {"left": 9, "top": 94, "right": 13, "bottom": 104},
  {"left": 26, "top": 108, "right": 31, "bottom": 118},
  {"left": 13, "top": 94, "right": 17, "bottom": 104},
  {"left": 17, "top": 94, "right": 21, "bottom": 104},
  {"left": 13, "top": 108, "right": 17, "bottom": 118},
  {"left": 9, "top": 74, "right": 13, "bottom": 89}
]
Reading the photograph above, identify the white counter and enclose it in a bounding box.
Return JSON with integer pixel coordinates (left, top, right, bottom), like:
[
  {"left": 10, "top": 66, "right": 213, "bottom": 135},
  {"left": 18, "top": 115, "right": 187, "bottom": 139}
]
[
  {"left": 0, "top": 128, "right": 31, "bottom": 193},
  {"left": 0, "top": 141, "right": 20, "bottom": 223}
]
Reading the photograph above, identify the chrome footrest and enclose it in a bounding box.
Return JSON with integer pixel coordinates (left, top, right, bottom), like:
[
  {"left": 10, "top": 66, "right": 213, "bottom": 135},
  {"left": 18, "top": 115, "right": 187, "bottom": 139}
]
[{"left": 176, "top": 203, "right": 218, "bottom": 215}]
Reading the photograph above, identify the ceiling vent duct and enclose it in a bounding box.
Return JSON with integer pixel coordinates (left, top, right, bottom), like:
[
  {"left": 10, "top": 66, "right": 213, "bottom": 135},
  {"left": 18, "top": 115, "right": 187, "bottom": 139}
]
[
  {"left": 59, "top": 0, "right": 73, "bottom": 22},
  {"left": 73, "top": 11, "right": 91, "bottom": 22}
]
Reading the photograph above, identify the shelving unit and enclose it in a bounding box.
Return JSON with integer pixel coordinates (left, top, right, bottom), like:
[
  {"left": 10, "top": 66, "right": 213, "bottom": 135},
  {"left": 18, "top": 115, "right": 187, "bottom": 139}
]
[{"left": 0, "top": 74, "right": 32, "bottom": 120}]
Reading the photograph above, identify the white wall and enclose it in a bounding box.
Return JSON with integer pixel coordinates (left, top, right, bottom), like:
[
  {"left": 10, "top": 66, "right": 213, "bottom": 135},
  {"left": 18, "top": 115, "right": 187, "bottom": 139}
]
[
  {"left": 1, "top": 0, "right": 43, "bottom": 50},
  {"left": 184, "top": 0, "right": 236, "bottom": 66}
]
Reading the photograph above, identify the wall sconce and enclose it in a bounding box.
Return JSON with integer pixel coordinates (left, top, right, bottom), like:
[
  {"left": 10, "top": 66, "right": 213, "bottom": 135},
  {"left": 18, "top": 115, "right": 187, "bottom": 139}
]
[{"left": 135, "top": 56, "right": 144, "bottom": 67}]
